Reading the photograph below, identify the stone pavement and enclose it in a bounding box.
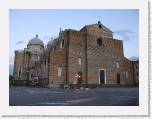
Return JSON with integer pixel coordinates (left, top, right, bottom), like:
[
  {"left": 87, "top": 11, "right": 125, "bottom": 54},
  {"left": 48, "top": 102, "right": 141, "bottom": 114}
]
[{"left": 9, "top": 86, "right": 139, "bottom": 106}]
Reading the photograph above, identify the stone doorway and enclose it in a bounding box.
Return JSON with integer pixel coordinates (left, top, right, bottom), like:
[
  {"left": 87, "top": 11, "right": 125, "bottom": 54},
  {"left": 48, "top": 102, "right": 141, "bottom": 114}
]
[{"left": 99, "top": 69, "right": 106, "bottom": 84}]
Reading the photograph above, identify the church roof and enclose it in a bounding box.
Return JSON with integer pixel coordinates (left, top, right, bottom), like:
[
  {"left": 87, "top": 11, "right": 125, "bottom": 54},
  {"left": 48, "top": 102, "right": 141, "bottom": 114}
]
[
  {"left": 80, "top": 21, "right": 113, "bottom": 33},
  {"left": 28, "top": 34, "right": 44, "bottom": 46}
]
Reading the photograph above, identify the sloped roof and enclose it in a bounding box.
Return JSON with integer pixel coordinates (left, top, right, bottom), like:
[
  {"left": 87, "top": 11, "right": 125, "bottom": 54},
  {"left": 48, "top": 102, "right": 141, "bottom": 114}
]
[{"left": 81, "top": 21, "right": 113, "bottom": 33}]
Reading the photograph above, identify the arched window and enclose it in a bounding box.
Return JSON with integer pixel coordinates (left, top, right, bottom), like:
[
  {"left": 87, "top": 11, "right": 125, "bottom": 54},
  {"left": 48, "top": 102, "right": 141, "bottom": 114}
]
[
  {"left": 60, "top": 39, "right": 64, "bottom": 49},
  {"left": 97, "top": 38, "right": 102, "bottom": 47},
  {"left": 125, "top": 71, "right": 128, "bottom": 80},
  {"left": 62, "top": 40, "right": 64, "bottom": 47},
  {"left": 116, "top": 62, "right": 119, "bottom": 69},
  {"left": 18, "top": 66, "right": 22, "bottom": 77},
  {"left": 45, "top": 60, "right": 47, "bottom": 65},
  {"left": 78, "top": 58, "right": 82, "bottom": 66},
  {"left": 57, "top": 66, "right": 62, "bottom": 77},
  {"left": 52, "top": 47, "right": 56, "bottom": 52},
  {"left": 31, "top": 74, "right": 33, "bottom": 78}
]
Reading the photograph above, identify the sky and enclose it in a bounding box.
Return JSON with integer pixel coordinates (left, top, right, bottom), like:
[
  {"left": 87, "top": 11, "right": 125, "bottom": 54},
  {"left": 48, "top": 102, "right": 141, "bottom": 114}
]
[{"left": 9, "top": 9, "right": 139, "bottom": 65}]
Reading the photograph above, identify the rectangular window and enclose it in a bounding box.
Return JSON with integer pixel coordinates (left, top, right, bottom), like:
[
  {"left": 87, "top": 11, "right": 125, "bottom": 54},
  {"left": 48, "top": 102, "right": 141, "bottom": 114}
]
[
  {"left": 57, "top": 67, "right": 62, "bottom": 77},
  {"left": 18, "top": 68, "right": 20, "bottom": 77},
  {"left": 52, "top": 47, "right": 56, "bottom": 52},
  {"left": 116, "top": 62, "right": 119, "bottom": 69},
  {"left": 32, "top": 54, "right": 38, "bottom": 60},
  {"left": 125, "top": 71, "right": 128, "bottom": 79},
  {"left": 38, "top": 56, "right": 40, "bottom": 61},
  {"left": 18, "top": 66, "right": 22, "bottom": 77},
  {"left": 78, "top": 58, "right": 81, "bottom": 66},
  {"left": 60, "top": 40, "right": 64, "bottom": 49}
]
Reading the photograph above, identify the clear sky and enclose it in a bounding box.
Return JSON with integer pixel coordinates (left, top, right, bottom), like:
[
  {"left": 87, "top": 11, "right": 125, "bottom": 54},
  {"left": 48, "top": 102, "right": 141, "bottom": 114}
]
[{"left": 9, "top": 9, "right": 139, "bottom": 65}]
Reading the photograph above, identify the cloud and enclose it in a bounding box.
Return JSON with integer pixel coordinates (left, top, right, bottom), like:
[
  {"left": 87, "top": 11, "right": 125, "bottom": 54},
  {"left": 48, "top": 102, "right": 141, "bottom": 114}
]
[
  {"left": 113, "top": 30, "right": 134, "bottom": 41},
  {"left": 114, "top": 30, "right": 134, "bottom": 34},
  {"left": 16, "top": 41, "right": 25, "bottom": 45}
]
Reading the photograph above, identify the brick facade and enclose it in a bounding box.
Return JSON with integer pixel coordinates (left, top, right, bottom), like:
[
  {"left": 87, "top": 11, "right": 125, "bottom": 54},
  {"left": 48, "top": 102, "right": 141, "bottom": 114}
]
[{"left": 14, "top": 21, "right": 139, "bottom": 87}]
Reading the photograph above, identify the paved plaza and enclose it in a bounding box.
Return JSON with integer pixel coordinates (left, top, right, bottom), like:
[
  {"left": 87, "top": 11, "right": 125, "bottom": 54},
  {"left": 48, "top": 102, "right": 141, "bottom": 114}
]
[{"left": 9, "top": 86, "right": 139, "bottom": 106}]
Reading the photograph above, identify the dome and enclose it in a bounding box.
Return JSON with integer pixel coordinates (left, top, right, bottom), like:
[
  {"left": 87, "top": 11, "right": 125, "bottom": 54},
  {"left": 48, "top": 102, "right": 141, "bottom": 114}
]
[
  {"left": 47, "top": 38, "right": 57, "bottom": 48},
  {"left": 47, "top": 40, "right": 52, "bottom": 46},
  {"left": 28, "top": 35, "right": 44, "bottom": 46},
  {"left": 47, "top": 40, "right": 53, "bottom": 48}
]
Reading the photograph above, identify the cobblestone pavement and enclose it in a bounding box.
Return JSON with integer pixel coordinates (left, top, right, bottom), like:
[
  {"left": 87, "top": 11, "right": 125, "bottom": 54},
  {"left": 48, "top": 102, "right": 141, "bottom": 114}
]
[{"left": 9, "top": 86, "right": 139, "bottom": 106}]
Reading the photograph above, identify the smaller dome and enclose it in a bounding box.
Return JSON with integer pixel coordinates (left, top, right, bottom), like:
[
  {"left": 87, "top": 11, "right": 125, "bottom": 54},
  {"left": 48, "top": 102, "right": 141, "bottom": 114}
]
[
  {"left": 47, "top": 40, "right": 52, "bottom": 46},
  {"left": 47, "top": 38, "right": 57, "bottom": 48},
  {"left": 28, "top": 35, "right": 44, "bottom": 46}
]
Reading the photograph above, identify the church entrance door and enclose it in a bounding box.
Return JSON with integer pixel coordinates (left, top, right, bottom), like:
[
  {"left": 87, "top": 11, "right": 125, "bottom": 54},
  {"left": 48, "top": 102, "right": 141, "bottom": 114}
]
[{"left": 99, "top": 69, "right": 106, "bottom": 84}]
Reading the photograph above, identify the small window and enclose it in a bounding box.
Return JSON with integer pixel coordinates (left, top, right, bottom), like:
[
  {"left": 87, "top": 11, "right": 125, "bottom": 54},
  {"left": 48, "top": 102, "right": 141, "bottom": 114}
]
[
  {"left": 57, "top": 67, "right": 62, "bottom": 77},
  {"left": 125, "top": 71, "right": 128, "bottom": 80},
  {"left": 60, "top": 40, "right": 64, "bottom": 49},
  {"left": 62, "top": 40, "right": 64, "bottom": 47},
  {"left": 116, "top": 62, "right": 119, "bottom": 69},
  {"left": 78, "top": 58, "right": 81, "bottom": 66},
  {"left": 52, "top": 47, "right": 56, "bottom": 52},
  {"left": 19, "top": 71, "right": 21, "bottom": 76},
  {"left": 31, "top": 74, "right": 33, "bottom": 78},
  {"left": 97, "top": 38, "right": 102, "bottom": 47},
  {"left": 33, "top": 54, "right": 37, "bottom": 58},
  {"left": 18, "top": 66, "right": 22, "bottom": 77},
  {"left": 18, "top": 70, "right": 21, "bottom": 77}
]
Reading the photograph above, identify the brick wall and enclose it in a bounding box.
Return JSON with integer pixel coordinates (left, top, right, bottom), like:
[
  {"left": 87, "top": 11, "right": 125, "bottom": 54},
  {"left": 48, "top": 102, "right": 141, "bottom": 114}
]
[
  {"left": 48, "top": 31, "right": 69, "bottom": 86},
  {"left": 47, "top": 23, "right": 136, "bottom": 86},
  {"left": 86, "top": 29, "right": 125, "bottom": 84},
  {"left": 122, "top": 58, "right": 134, "bottom": 84},
  {"left": 49, "top": 50, "right": 66, "bottom": 85},
  {"left": 14, "top": 51, "right": 24, "bottom": 80},
  {"left": 68, "top": 30, "right": 86, "bottom": 84}
]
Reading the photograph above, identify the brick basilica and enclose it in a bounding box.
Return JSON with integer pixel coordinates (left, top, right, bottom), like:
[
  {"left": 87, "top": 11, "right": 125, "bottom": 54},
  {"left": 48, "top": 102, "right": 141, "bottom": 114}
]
[{"left": 13, "top": 21, "right": 139, "bottom": 87}]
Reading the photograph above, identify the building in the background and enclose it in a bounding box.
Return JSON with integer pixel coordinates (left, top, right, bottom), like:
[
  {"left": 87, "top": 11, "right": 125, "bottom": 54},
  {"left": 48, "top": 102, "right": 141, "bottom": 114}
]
[
  {"left": 13, "top": 21, "right": 139, "bottom": 87},
  {"left": 132, "top": 61, "right": 139, "bottom": 84},
  {"left": 13, "top": 35, "right": 48, "bottom": 86}
]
